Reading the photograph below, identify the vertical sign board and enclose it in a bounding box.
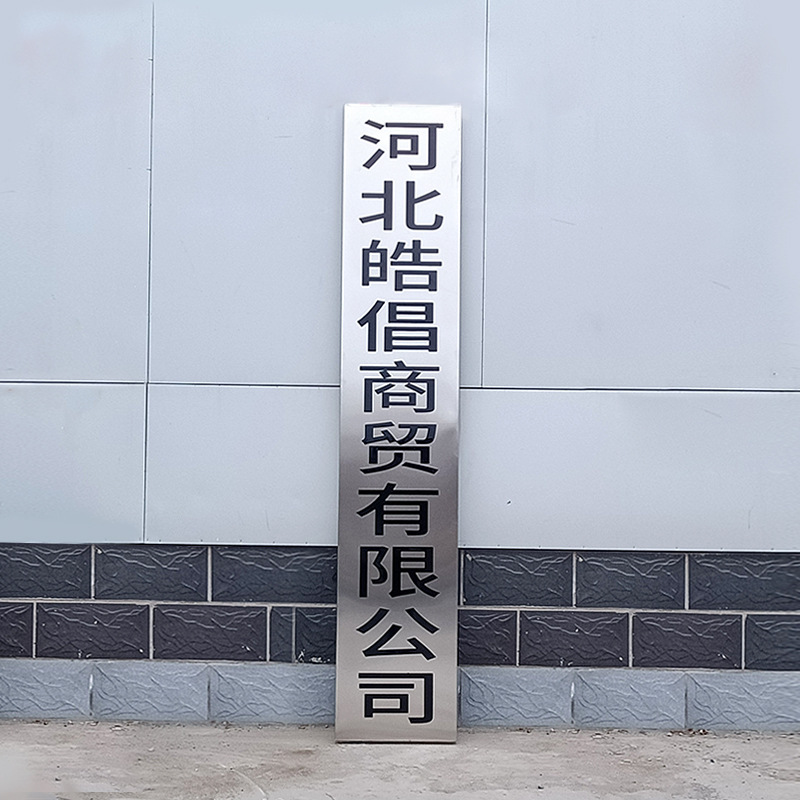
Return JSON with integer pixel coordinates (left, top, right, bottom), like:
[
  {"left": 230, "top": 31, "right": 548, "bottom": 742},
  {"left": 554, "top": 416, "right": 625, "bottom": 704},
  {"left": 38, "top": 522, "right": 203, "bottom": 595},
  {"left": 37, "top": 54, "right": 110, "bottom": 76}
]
[{"left": 337, "top": 104, "right": 461, "bottom": 743}]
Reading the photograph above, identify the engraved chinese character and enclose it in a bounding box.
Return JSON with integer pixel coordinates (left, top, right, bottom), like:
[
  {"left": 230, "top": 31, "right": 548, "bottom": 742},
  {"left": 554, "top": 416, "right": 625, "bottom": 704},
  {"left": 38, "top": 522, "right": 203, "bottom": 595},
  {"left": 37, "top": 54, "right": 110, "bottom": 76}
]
[
  {"left": 358, "top": 672, "right": 434, "bottom": 724},
  {"left": 357, "top": 300, "right": 437, "bottom": 353},
  {"left": 360, "top": 120, "right": 443, "bottom": 171},
  {"left": 360, "top": 182, "right": 443, "bottom": 230},
  {"left": 361, "top": 239, "right": 441, "bottom": 292},
  {"left": 357, "top": 606, "right": 439, "bottom": 660},
  {"left": 361, "top": 360, "right": 439, "bottom": 414},
  {"left": 359, "top": 546, "right": 439, "bottom": 598},
  {"left": 357, "top": 482, "right": 439, "bottom": 536}
]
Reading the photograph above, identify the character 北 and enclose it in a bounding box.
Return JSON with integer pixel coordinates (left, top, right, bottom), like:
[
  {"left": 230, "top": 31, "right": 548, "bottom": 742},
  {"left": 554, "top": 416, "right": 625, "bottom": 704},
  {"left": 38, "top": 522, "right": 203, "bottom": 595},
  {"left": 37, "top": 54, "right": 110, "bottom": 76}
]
[{"left": 337, "top": 105, "right": 461, "bottom": 743}]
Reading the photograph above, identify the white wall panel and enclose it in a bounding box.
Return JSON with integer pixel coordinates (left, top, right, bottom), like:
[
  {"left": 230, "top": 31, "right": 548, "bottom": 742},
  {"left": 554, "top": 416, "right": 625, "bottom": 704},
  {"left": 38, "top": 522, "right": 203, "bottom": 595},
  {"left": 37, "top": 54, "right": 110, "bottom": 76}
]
[
  {"left": 459, "top": 388, "right": 800, "bottom": 550},
  {"left": 149, "top": 0, "right": 486, "bottom": 386},
  {"left": 144, "top": 385, "right": 800, "bottom": 550},
  {"left": 0, "top": 384, "right": 145, "bottom": 543},
  {"left": 145, "top": 385, "right": 339, "bottom": 544},
  {"left": 4, "top": 2, "right": 797, "bottom": 551},
  {"left": 483, "top": 0, "right": 800, "bottom": 389},
  {"left": 0, "top": 1, "right": 151, "bottom": 382}
]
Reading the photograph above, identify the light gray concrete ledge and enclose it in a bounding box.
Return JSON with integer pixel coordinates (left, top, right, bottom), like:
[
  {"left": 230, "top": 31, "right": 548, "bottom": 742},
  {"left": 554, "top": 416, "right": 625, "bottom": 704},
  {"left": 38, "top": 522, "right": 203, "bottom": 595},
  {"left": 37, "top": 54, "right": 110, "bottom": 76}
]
[
  {"left": 93, "top": 662, "right": 209, "bottom": 722},
  {"left": 687, "top": 671, "right": 800, "bottom": 731},
  {"left": 573, "top": 669, "right": 686, "bottom": 730},
  {"left": 3, "top": 660, "right": 800, "bottom": 731},
  {"left": 0, "top": 660, "right": 92, "bottom": 719},
  {"left": 210, "top": 663, "right": 334, "bottom": 724},
  {"left": 460, "top": 666, "right": 573, "bottom": 727}
]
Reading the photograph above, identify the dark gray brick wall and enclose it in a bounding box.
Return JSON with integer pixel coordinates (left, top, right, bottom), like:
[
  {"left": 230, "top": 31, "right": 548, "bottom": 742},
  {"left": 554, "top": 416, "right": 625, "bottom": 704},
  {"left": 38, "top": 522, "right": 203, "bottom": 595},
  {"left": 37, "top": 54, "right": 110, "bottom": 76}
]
[
  {"left": 153, "top": 605, "right": 267, "bottom": 661},
  {"left": 745, "top": 615, "right": 800, "bottom": 670},
  {"left": 212, "top": 546, "right": 336, "bottom": 603},
  {"left": 95, "top": 545, "right": 207, "bottom": 602},
  {"left": 295, "top": 607, "right": 336, "bottom": 664},
  {"left": 576, "top": 552, "right": 684, "bottom": 609},
  {"left": 269, "top": 606, "right": 294, "bottom": 663},
  {"left": 463, "top": 549, "right": 571, "bottom": 606},
  {"left": 0, "top": 602, "right": 33, "bottom": 657},
  {"left": 37, "top": 603, "right": 148, "bottom": 659},
  {"left": 520, "top": 611, "right": 628, "bottom": 668},
  {"left": 690, "top": 554, "right": 800, "bottom": 611},
  {"left": 1, "top": 544, "right": 799, "bottom": 671},
  {"left": 458, "top": 609, "right": 516, "bottom": 665},
  {"left": 0, "top": 544, "right": 90, "bottom": 599},
  {"left": 633, "top": 613, "right": 741, "bottom": 669}
]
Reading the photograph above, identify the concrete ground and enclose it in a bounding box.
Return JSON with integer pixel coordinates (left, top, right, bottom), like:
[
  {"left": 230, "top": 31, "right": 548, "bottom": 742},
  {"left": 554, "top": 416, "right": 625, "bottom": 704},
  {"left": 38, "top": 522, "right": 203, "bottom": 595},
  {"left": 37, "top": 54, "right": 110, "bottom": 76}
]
[{"left": 1, "top": 720, "right": 798, "bottom": 800}]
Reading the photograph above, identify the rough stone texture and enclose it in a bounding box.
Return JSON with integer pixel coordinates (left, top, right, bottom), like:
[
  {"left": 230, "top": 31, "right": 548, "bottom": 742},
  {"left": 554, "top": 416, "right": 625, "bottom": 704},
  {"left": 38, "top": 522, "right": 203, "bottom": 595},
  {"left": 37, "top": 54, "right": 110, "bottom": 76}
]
[
  {"left": 212, "top": 546, "right": 337, "bottom": 604},
  {"left": 95, "top": 545, "right": 207, "bottom": 601},
  {"left": 209, "top": 663, "right": 334, "bottom": 723},
  {"left": 269, "top": 606, "right": 293, "bottom": 663},
  {"left": 462, "top": 549, "right": 572, "bottom": 606},
  {"left": 0, "top": 659, "right": 91, "bottom": 718},
  {"left": 460, "top": 666, "right": 573, "bottom": 727},
  {"left": 633, "top": 613, "right": 741, "bottom": 669},
  {"left": 576, "top": 552, "right": 684, "bottom": 609},
  {"left": 0, "top": 544, "right": 90, "bottom": 599},
  {"left": 458, "top": 609, "right": 516, "bottom": 665},
  {"left": 92, "top": 662, "right": 209, "bottom": 721},
  {"left": 745, "top": 615, "right": 800, "bottom": 670},
  {"left": 690, "top": 554, "right": 800, "bottom": 611},
  {"left": 520, "top": 611, "right": 628, "bottom": 667},
  {"left": 2, "top": 659, "right": 800, "bottom": 731},
  {"left": 37, "top": 603, "right": 148, "bottom": 659},
  {"left": 687, "top": 671, "right": 800, "bottom": 731},
  {"left": 0, "top": 602, "right": 33, "bottom": 657},
  {"left": 153, "top": 605, "right": 266, "bottom": 661},
  {"left": 295, "top": 607, "right": 336, "bottom": 664},
  {"left": 574, "top": 669, "right": 686, "bottom": 729}
]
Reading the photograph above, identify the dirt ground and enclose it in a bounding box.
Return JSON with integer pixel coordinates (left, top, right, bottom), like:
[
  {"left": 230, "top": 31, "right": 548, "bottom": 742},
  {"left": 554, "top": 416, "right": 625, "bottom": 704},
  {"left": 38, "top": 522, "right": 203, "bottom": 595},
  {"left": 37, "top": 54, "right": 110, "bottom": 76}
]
[{"left": 1, "top": 720, "right": 798, "bottom": 800}]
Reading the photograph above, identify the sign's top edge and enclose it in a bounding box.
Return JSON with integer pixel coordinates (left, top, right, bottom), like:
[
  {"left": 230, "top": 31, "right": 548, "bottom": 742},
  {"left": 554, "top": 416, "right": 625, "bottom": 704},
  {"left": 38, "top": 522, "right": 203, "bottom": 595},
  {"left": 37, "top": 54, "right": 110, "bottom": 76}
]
[{"left": 344, "top": 102, "right": 462, "bottom": 110}]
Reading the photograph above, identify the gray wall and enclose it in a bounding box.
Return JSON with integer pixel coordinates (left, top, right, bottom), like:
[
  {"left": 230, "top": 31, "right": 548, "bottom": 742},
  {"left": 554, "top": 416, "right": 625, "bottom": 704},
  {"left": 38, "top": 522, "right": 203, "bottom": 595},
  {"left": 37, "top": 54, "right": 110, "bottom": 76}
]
[{"left": 2, "top": 0, "right": 799, "bottom": 548}]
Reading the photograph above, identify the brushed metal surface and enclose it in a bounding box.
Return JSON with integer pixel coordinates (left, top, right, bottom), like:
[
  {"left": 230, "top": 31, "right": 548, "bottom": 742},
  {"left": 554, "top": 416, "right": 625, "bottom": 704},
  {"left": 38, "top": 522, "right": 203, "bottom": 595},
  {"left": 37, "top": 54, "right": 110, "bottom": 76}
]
[{"left": 336, "top": 104, "right": 461, "bottom": 742}]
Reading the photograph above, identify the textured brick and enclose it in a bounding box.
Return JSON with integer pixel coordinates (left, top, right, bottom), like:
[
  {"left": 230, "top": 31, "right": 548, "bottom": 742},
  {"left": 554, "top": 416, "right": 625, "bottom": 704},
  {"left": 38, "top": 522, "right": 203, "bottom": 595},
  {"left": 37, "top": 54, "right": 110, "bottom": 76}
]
[
  {"left": 690, "top": 553, "right": 800, "bottom": 611},
  {"left": 688, "top": 671, "right": 800, "bottom": 731},
  {"left": 295, "top": 607, "right": 336, "bottom": 664},
  {"left": 745, "top": 615, "right": 800, "bottom": 671},
  {"left": 95, "top": 544, "right": 207, "bottom": 601},
  {"left": 463, "top": 549, "right": 571, "bottom": 606},
  {"left": 0, "top": 603, "right": 33, "bottom": 657},
  {"left": 520, "top": 611, "right": 628, "bottom": 667},
  {"left": 458, "top": 609, "right": 516, "bottom": 665},
  {"left": 269, "top": 606, "right": 293, "bottom": 663},
  {"left": 212, "top": 546, "right": 336, "bottom": 603},
  {"left": 460, "top": 666, "right": 573, "bottom": 727},
  {"left": 210, "top": 663, "right": 334, "bottom": 723},
  {"left": 577, "top": 552, "right": 684, "bottom": 609},
  {"left": 37, "top": 603, "right": 148, "bottom": 659},
  {"left": 93, "top": 662, "right": 209, "bottom": 721},
  {"left": 0, "top": 659, "right": 91, "bottom": 718},
  {"left": 0, "top": 544, "right": 90, "bottom": 598},
  {"left": 574, "top": 670, "right": 685, "bottom": 729},
  {"left": 633, "top": 613, "right": 741, "bottom": 669},
  {"left": 154, "top": 605, "right": 266, "bottom": 661}
]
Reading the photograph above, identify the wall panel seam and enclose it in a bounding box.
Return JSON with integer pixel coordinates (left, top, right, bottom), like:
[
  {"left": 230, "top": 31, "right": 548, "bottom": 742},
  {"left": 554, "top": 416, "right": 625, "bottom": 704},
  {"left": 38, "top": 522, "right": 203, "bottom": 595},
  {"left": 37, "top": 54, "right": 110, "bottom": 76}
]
[
  {"left": 142, "top": 3, "right": 156, "bottom": 546},
  {"left": 479, "top": 0, "right": 490, "bottom": 387}
]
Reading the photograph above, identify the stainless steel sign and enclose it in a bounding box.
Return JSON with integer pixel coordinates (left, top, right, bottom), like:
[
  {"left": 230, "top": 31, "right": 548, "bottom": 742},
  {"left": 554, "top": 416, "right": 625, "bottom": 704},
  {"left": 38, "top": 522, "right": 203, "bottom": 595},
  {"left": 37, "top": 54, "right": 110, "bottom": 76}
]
[{"left": 336, "top": 104, "right": 461, "bottom": 743}]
